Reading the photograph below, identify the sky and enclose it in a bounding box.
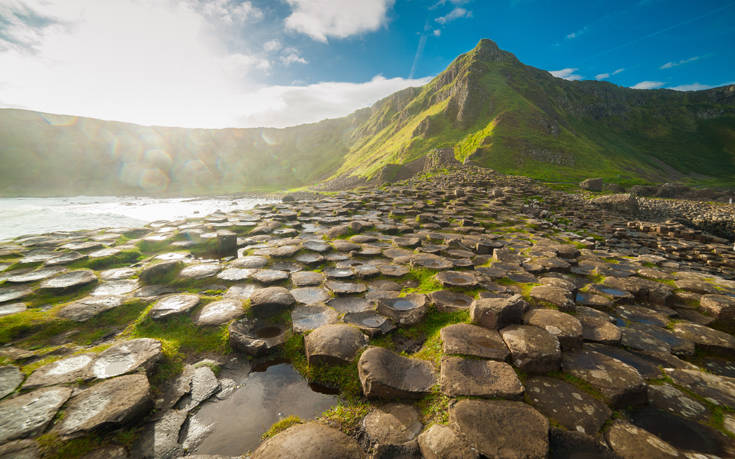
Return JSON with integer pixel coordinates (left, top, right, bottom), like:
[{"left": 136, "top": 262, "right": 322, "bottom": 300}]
[{"left": 0, "top": 0, "right": 733, "bottom": 128}]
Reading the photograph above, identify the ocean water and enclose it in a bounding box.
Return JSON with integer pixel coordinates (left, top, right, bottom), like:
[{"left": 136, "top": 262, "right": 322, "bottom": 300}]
[{"left": 0, "top": 196, "right": 273, "bottom": 241}]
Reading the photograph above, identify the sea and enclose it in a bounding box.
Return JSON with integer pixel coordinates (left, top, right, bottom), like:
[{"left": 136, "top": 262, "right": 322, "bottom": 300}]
[{"left": 0, "top": 196, "right": 273, "bottom": 242}]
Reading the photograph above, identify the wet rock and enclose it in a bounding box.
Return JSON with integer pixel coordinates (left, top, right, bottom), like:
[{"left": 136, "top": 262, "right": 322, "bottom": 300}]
[
  {"left": 133, "top": 409, "right": 187, "bottom": 459},
  {"left": 671, "top": 321, "right": 735, "bottom": 353},
  {"left": 524, "top": 308, "right": 583, "bottom": 351},
  {"left": 291, "top": 303, "right": 339, "bottom": 333},
  {"left": 291, "top": 271, "right": 324, "bottom": 287},
  {"left": 24, "top": 354, "right": 94, "bottom": 389},
  {"left": 58, "top": 295, "right": 124, "bottom": 322},
  {"left": 605, "top": 420, "right": 681, "bottom": 458},
  {"left": 470, "top": 294, "right": 527, "bottom": 329},
  {"left": 228, "top": 317, "right": 291, "bottom": 356},
  {"left": 562, "top": 349, "right": 647, "bottom": 408},
  {"left": 224, "top": 284, "right": 256, "bottom": 301},
  {"left": 417, "top": 424, "right": 478, "bottom": 459},
  {"left": 410, "top": 253, "right": 453, "bottom": 270},
  {"left": 529, "top": 285, "right": 575, "bottom": 312},
  {"left": 89, "top": 338, "right": 162, "bottom": 379},
  {"left": 325, "top": 280, "right": 367, "bottom": 295},
  {"left": 621, "top": 327, "right": 672, "bottom": 354},
  {"left": 500, "top": 325, "right": 561, "bottom": 373},
  {"left": 343, "top": 311, "right": 395, "bottom": 336},
  {"left": 0, "top": 366, "right": 23, "bottom": 399},
  {"left": 648, "top": 384, "right": 708, "bottom": 421},
  {"left": 377, "top": 264, "right": 409, "bottom": 277},
  {"left": 231, "top": 255, "right": 268, "bottom": 269},
  {"left": 100, "top": 267, "right": 136, "bottom": 280},
  {"left": 251, "top": 269, "right": 289, "bottom": 283},
  {"left": 305, "top": 324, "right": 368, "bottom": 365},
  {"left": 449, "top": 399, "right": 548, "bottom": 459},
  {"left": 195, "top": 299, "right": 244, "bottom": 326},
  {"left": 91, "top": 279, "right": 139, "bottom": 296},
  {"left": 441, "top": 357, "right": 523, "bottom": 398},
  {"left": 176, "top": 366, "right": 220, "bottom": 411},
  {"left": 0, "top": 302, "right": 26, "bottom": 317},
  {"left": 248, "top": 287, "right": 295, "bottom": 317},
  {"left": 179, "top": 263, "right": 221, "bottom": 280},
  {"left": 363, "top": 403, "right": 422, "bottom": 456},
  {"left": 376, "top": 294, "right": 427, "bottom": 326},
  {"left": 435, "top": 270, "right": 478, "bottom": 288},
  {"left": 328, "top": 296, "right": 374, "bottom": 314},
  {"left": 290, "top": 287, "right": 330, "bottom": 305},
  {"left": 6, "top": 267, "right": 64, "bottom": 284},
  {"left": 55, "top": 374, "right": 151, "bottom": 436},
  {"left": 251, "top": 422, "right": 363, "bottom": 459},
  {"left": 665, "top": 368, "right": 735, "bottom": 408},
  {"left": 39, "top": 269, "right": 97, "bottom": 294},
  {"left": 139, "top": 261, "right": 181, "bottom": 284},
  {"left": 358, "top": 347, "right": 436, "bottom": 399},
  {"left": 150, "top": 294, "right": 200, "bottom": 320},
  {"left": 525, "top": 376, "right": 611, "bottom": 435},
  {"left": 429, "top": 290, "right": 473, "bottom": 312},
  {"left": 440, "top": 323, "right": 509, "bottom": 360},
  {"left": 215, "top": 268, "right": 254, "bottom": 282},
  {"left": 0, "top": 386, "right": 72, "bottom": 443},
  {"left": 0, "top": 287, "right": 33, "bottom": 303}
]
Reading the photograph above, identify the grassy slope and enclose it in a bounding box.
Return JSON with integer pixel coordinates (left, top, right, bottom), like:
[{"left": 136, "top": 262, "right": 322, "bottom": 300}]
[{"left": 0, "top": 40, "right": 733, "bottom": 196}]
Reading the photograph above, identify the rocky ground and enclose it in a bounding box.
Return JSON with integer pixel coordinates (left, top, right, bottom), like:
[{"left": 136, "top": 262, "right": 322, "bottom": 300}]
[{"left": 1, "top": 167, "right": 735, "bottom": 458}]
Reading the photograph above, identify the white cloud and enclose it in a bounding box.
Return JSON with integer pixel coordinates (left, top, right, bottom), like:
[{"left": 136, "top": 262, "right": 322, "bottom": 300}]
[
  {"left": 669, "top": 83, "right": 712, "bottom": 91},
  {"left": 280, "top": 48, "right": 308, "bottom": 65},
  {"left": 566, "top": 26, "right": 589, "bottom": 40},
  {"left": 631, "top": 81, "right": 665, "bottom": 89},
  {"left": 194, "top": 0, "right": 262, "bottom": 24},
  {"left": 264, "top": 39, "right": 282, "bottom": 53},
  {"left": 435, "top": 7, "right": 472, "bottom": 24},
  {"left": 660, "top": 55, "right": 702, "bottom": 69},
  {"left": 433, "top": 29, "right": 441, "bottom": 37},
  {"left": 595, "top": 68, "right": 624, "bottom": 80},
  {"left": 237, "top": 75, "right": 433, "bottom": 128},
  {"left": 284, "top": 0, "right": 394, "bottom": 43},
  {"left": 549, "top": 68, "right": 583, "bottom": 81}
]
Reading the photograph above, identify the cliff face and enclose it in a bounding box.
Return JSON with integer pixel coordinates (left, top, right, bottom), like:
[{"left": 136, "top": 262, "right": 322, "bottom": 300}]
[{"left": 1, "top": 39, "right": 734, "bottom": 196}]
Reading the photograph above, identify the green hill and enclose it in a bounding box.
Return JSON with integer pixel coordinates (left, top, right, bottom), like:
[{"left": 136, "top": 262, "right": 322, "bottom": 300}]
[{"left": 1, "top": 39, "right": 734, "bottom": 196}]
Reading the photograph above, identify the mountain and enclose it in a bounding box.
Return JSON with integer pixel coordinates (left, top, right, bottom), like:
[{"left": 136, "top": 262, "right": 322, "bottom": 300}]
[{"left": 1, "top": 39, "right": 734, "bottom": 196}]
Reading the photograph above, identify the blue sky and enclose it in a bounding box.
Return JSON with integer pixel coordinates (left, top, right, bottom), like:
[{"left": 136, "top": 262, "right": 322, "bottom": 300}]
[{"left": 0, "top": 0, "right": 733, "bottom": 128}]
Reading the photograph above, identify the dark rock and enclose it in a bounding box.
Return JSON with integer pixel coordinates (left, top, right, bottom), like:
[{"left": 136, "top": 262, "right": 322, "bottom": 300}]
[
  {"left": 470, "top": 294, "right": 527, "bottom": 329},
  {"left": 305, "top": 324, "right": 368, "bottom": 365},
  {"left": 526, "top": 376, "right": 611, "bottom": 435},
  {"left": 440, "top": 323, "right": 509, "bottom": 360},
  {"left": 24, "top": 354, "right": 94, "bottom": 389},
  {"left": 449, "top": 399, "right": 548, "bottom": 459},
  {"left": 500, "top": 325, "right": 561, "bottom": 373},
  {"left": 524, "top": 308, "right": 582, "bottom": 350},
  {"left": 605, "top": 420, "right": 680, "bottom": 458},
  {"left": 291, "top": 303, "right": 339, "bottom": 333},
  {"left": 358, "top": 347, "right": 436, "bottom": 399},
  {"left": 580, "top": 178, "right": 603, "bottom": 192},
  {"left": 248, "top": 287, "right": 295, "bottom": 317},
  {"left": 251, "top": 422, "right": 363, "bottom": 458},
  {"left": 89, "top": 338, "right": 162, "bottom": 379},
  {"left": 39, "top": 269, "right": 97, "bottom": 294},
  {"left": 150, "top": 294, "right": 200, "bottom": 320},
  {"left": 363, "top": 404, "right": 422, "bottom": 456},
  {"left": 55, "top": 374, "right": 151, "bottom": 436},
  {"left": 228, "top": 317, "right": 292, "bottom": 356},
  {"left": 139, "top": 261, "right": 181, "bottom": 284},
  {"left": 440, "top": 356, "right": 523, "bottom": 398},
  {"left": 376, "top": 294, "right": 427, "bottom": 325},
  {"left": 429, "top": 290, "right": 473, "bottom": 312},
  {"left": 562, "top": 349, "right": 647, "bottom": 408},
  {"left": 195, "top": 299, "right": 244, "bottom": 326},
  {"left": 418, "top": 424, "right": 478, "bottom": 459},
  {"left": 0, "top": 386, "right": 72, "bottom": 443}
]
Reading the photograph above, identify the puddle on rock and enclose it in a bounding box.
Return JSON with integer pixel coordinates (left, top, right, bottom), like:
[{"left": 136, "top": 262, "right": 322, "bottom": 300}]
[{"left": 189, "top": 360, "right": 338, "bottom": 456}]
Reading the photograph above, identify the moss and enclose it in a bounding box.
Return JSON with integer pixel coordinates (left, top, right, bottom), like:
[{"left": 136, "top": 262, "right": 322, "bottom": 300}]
[
  {"left": 319, "top": 400, "right": 371, "bottom": 436},
  {"left": 262, "top": 415, "right": 302, "bottom": 440},
  {"left": 417, "top": 388, "right": 451, "bottom": 425},
  {"left": 401, "top": 267, "right": 443, "bottom": 294},
  {"left": 280, "top": 334, "right": 363, "bottom": 397},
  {"left": 37, "top": 427, "right": 140, "bottom": 459}
]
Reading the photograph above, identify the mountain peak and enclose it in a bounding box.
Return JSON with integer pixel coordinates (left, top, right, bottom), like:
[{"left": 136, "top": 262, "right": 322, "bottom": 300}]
[{"left": 471, "top": 38, "right": 518, "bottom": 64}]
